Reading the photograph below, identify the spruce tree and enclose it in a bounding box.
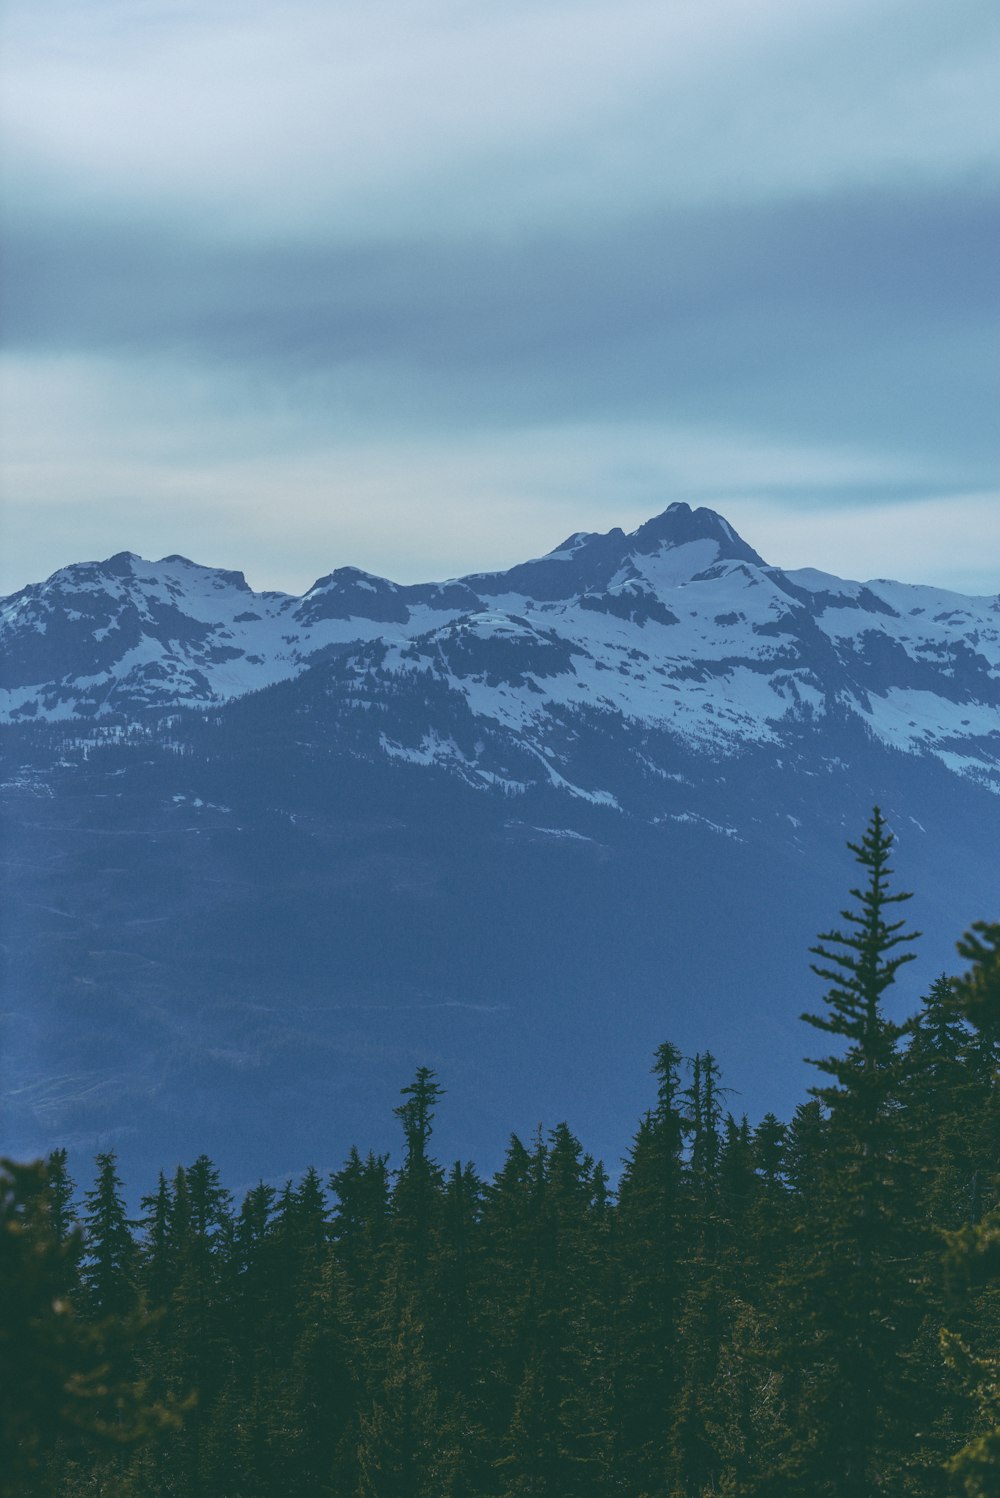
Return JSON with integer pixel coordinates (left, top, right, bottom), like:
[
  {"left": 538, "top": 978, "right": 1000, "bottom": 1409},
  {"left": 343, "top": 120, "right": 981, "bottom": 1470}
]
[
  {"left": 497, "top": 1124, "right": 612, "bottom": 1497},
  {"left": 392, "top": 1068, "right": 446, "bottom": 1277},
  {"left": 139, "top": 1171, "right": 175, "bottom": 1312},
  {"left": 330, "top": 1145, "right": 392, "bottom": 1395},
  {"left": 166, "top": 1155, "right": 234, "bottom": 1493},
  {"left": 45, "top": 1147, "right": 79, "bottom": 1254},
  {"left": 478, "top": 1132, "right": 546, "bottom": 1459},
  {"left": 81, "top": 1151, "right": 138, "bottom": 1320},
  {"left": 613, "top": 1041, "right": 689, "bottom": 1496},
  {"left": 940, "top": 922, "right": 1000, "bottom": 1495},
  {"left": 786, "top": 807, "right": 923, "bottom": 1495},
  {"left": 286, "top": 1252, "right": 361, "bottom": 1497},
  {"left": 670, "top": 1053, "right": 728, "bottom": 1498},
  {"left": 357, "top": 1269, "right": 441, "bottom": 1498}
]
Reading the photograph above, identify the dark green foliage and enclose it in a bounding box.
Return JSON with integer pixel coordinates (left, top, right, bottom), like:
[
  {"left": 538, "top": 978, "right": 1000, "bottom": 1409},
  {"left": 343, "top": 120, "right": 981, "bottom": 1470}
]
[
  {"left": 45, "top": 1146, "right": 79, "bottom": 1253},
  {"left": 81, "top": 1150, "right": 138, "bottom": 1320},
  {"left": 613, "top": 1042, "right": 689, "bottom": 1494},
  {"left": 954, "top": 922, "right": 1000, "bottom": 1034},
  {"left": 6, "top": 814, "right": 999, "bottom": 1496},
  {"left": 782, "top": 809, "right": 927, "bottom": 1494},
  {"left": 939, "top": 926, "right": 1000, "bottom": 1498},
  {"left": 2, "top": 1157, "right": 183, "bottom": 1496}
]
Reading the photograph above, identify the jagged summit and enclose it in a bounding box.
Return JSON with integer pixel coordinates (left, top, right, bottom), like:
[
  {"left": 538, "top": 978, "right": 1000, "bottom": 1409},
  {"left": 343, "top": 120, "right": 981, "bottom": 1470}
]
[
  {"left": 472, "top": 503, "right": 762, "bottom": 601},
  {"left": 628, "top": 502, "right": 766, "bottom": 566},
  {"left": 4, "top": 501, "right": 998, "bottom": 1206},
  {"left": 2, "top": 503, "right": 998, "bottom": 804}
]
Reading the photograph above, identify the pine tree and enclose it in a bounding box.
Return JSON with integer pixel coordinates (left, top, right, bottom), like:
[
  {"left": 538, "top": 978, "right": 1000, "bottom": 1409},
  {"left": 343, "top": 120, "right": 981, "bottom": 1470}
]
[
  {"left": 613, "top": 1041, "right": 689, "bottom": 1496},
  {"left": 45, "top": 1147, "right": 79, "bottom": 1253},
  {"left": 330, "top": 1146, "right": 391, "bottom": 1285},
  {"left": 803, "top": 806, "right": 918, "bottom": 1133},
  {"left": 940, "top": 922, "right": 1000, "bottom": 1496},
  {"left": 434, "top": 1160, "right": 485, "bottom": 1406},
  {"left": 670, "top": 1053, "right": 728, "bottom": 1498},
  {"left": 478, "top": 1132, "right": 545, "bottom": 1460},
  {"left": 14, "top": 851, "right": 996, "bottom": 1497},
  {"left": 165, "top": 1155, "right": 234, "bottom": 1493},
  {"left": 748, "top": 1111, "right": 790, "bottom": 1278},
  {"left": 3, "top": 1158, "right": 177, "bottom": 1494},
  {"left": 81, "top": 1151, "right": 138, "bottom": 1320},
  {"left": 286, "top": 1251, "right": 361, "bottom": 1497},
  {"left": 903, "top": 975, "right": 993, "bottom": 1230},
  {"left": 497, "top": 1123, "right": 613, "bottom": 1497},
  {"left": 139, "top": 1171, "right": 175, "bottom": 1312},
  {"left": 392, "top": 1068, "right": 446, "bottom": 1277},
  {"left": 357, "top": 1268, "right": 441, "bottom": 1498},
  {"left": 784, "top": 807, "right": 923, "bottom": 1495},
  {"left": 330, "top": 1145, "right": 392, "bottom": 1397},
  {"left": 2, "top": 1157, "right": 84, "bottom": 1492}
]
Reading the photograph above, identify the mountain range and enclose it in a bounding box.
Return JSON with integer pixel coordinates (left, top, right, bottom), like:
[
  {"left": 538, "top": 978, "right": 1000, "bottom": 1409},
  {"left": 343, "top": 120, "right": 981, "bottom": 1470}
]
[{"left": 2, "top": 503, "right": 998, "bottom": 1190}]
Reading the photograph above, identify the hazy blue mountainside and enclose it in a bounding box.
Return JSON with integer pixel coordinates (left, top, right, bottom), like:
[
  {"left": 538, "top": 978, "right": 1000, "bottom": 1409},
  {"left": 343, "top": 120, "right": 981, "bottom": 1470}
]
[{"left": 2, "top": 503, "right": 998, "bottom": 1189}]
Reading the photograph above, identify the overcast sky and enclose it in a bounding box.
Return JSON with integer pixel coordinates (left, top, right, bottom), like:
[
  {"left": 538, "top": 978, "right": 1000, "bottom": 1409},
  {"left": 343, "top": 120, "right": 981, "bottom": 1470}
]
[{"left": 2, "top": 0, "right": 998, "bottom": 597}]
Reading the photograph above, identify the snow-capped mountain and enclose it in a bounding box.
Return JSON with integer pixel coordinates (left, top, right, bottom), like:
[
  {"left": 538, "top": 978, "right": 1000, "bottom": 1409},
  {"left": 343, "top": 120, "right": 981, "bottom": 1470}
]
[
  {"left": 3, "top": 502, "right": 998, "bottom": 796},
  {"left": 2, "top": 503, "right": 999, "bottom": 1193}
]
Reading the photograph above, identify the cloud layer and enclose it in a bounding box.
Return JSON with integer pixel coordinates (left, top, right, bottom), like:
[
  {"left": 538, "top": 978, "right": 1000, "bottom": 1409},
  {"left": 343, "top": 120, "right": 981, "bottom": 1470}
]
[{"left": 2, "top": 0, "right": 998, "bottom": 594}]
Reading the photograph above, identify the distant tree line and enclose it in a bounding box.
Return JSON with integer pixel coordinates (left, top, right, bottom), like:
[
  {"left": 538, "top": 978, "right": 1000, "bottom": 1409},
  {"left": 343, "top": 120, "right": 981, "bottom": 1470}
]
[{"left": 2, "top": 810, "right": 998, "bottom": 1497}]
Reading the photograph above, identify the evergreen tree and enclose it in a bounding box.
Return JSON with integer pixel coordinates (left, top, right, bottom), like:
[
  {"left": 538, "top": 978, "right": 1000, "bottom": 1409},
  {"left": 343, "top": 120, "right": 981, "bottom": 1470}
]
[
  {"left": 81, "top": 1151, "right": 138, "bottom": 1320},
  {"left": 498, "top": 1123, "right": 613, "bottom": 1497},
  {"left": 392, "top": 1067, "right": 447, "bottom": 1276},
  {"left": 784, "top": 807, "right": 924, "bottom": 1495},
  {"left": 330, "top": 1145, "right": 392, "bottom": 1398},
  {"left": 45, "top": 1147, "right": 79, "bottom": 1253},
  {"left": 478, "top": 1132, "right": 546, "bottom": 1460},
  {"left": 330, "top": 1146, "right": 392, "bottom": 1284},
  {"left": 13, "top": 840, "right": 997, "bottom": 1498},
  {"left": 357, "top": 1269, "right": 441, "bottom": 1498},
  {"left": 433, "top": 1159, "right": 485, "bottom": 1409},
  {"left": 164, "top": 1155, "right": 234, "bottom": 1493},
  {"left": 940, "top": 922, "right": 1000, "bottom": 1496},
  {"left": 670, "top": 1053, "right": 729, "bottom": 1498},
  {"left": 285, "top": 1253, "right": 361, "bottom": 1497},
  {"left": 3, "top": 1157, "right": 86, "bottom": 1492},
  {"left": 4, "top": 1158, "right": 182, "bottom": 1496},
  {"left": 613, "top": 1041, "right": 689, "bottom": 1496},
  {"left": 139, "top": 1171, "right": 175, "bottom": 1311}
]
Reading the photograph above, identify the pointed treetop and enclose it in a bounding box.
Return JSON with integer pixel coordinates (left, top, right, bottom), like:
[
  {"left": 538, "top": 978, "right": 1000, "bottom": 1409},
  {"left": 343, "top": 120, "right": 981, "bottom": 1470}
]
[
  {"left": 802, "top": 807, "right": 921, "bottom": 1102},
  {"left": 394, "top": 1067, "right": 445, "bottom": 1164}
]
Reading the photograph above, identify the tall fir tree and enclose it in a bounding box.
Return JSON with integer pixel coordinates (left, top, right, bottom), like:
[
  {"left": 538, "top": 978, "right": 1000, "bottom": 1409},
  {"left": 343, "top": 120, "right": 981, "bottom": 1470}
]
[
  {"left": 783, "top": 807, "right": 924, "bottom": 1495},
  {"left": 613, "top": 1041, "right": 689, "bottom": 1496},
  {"left": 940, "top": 922, "right": 1000, "bottom": 1496},
  {"left": 392, "top": 1068, "right": 447, "bottom": 1278},
  {"left": 81, "top": 1151, "right": 138, "bottom": 1321},
  {"left": 45, "top": 1147, "right": 79, "bottom": 1255}
]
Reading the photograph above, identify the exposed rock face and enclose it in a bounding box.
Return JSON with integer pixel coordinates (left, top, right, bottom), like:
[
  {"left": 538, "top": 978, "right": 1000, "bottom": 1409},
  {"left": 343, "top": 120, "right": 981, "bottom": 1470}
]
[
  {"left": 3, "top": 503, "right": 998, "bottom": 796},
  {"left": 2, "top": 504, "right": 998, "bottom": 1191}
]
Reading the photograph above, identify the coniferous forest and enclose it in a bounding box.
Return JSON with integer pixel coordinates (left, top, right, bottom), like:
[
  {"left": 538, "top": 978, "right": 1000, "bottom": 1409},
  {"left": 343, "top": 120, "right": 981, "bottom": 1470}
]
[{"left": 3, "top": 811, "right": 999, "bottom": 1498}]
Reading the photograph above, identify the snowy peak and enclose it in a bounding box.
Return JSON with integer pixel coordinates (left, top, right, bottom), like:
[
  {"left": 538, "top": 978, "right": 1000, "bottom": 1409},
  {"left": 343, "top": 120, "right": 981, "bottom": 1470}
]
[
  {"left": 2, "top": 505, "right": 999, "bottom": 800},
  {"left": 296, "top": 569, "right": 484, "bottom": 626},
  {"left": 469, "top": 504, "right": 765, "bottom": 601},
  {"left": 627, "top": 503, "right": 766, "bottom": 568},
  {"left": 297, "top": 567, "right": 410, "bottom": 625},
  {"left": 469, "top": 524, "right": 628, "bottom": 602}
]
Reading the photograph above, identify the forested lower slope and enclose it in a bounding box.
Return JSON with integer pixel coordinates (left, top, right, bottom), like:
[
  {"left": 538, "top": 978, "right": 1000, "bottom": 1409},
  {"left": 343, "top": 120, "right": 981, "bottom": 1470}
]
[{"left": 4, "top": 813, "right": 999, "bottom": 1498}]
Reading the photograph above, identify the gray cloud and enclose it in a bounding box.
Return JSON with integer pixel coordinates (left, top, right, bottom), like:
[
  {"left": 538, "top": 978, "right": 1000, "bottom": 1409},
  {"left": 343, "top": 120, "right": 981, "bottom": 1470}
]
[
  {"left": 1, "top": 0, "right": 998, "bottom": 595},
  {"left": 6, "top": 186, "right": 997, "bottom": 476},
  {"left": 6, "top": 0, "right": 999, "bottom": 233}
]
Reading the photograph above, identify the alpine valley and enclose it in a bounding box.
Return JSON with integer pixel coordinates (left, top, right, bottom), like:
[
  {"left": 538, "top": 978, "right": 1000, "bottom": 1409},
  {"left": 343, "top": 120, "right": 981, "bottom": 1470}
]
[{"left": 2, "top": 503, "right": 999, "bottom": 1189}]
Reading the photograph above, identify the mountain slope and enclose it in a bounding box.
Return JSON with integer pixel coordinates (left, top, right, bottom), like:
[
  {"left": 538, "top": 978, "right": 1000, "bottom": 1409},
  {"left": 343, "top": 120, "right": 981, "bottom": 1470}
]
[
  {"left": 1, "top": 503, "right": 998, "bottom": 1190},
  {"left": 4, "top": 503, "right": 997, "bottom": 794}
]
